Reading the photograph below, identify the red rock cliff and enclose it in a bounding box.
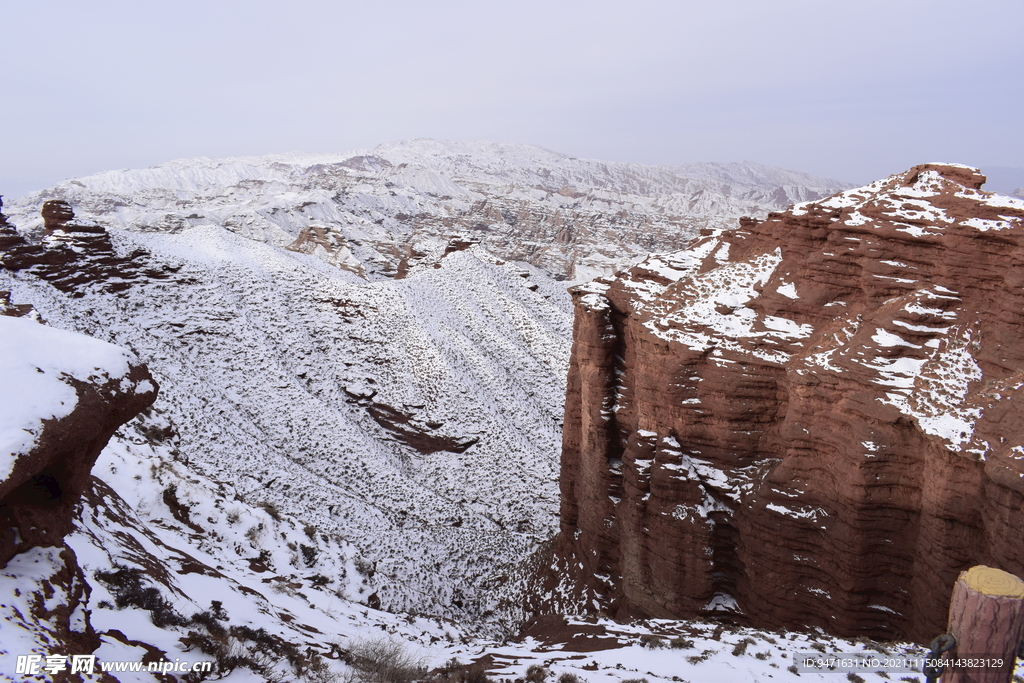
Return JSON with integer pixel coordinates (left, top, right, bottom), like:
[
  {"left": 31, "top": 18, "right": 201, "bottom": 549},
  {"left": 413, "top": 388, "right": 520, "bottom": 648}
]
[{"left": 552, "top": 164, "right": 1024, "bottom": 641}]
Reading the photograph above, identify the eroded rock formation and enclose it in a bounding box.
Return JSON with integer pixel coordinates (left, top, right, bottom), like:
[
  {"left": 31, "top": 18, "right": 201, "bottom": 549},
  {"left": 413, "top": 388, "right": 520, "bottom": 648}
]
[
  {"left": 41, "top": 199, "right": 75, "bottom": 230},
  {"left": 0, "top": 200, "right": 187, "bottom": 297},
  {"left": 0, "top": 315, "right": 157, "bottom": 567},
  {"left": 551, "top": 164, "right": 1024, "bottom": 641}
]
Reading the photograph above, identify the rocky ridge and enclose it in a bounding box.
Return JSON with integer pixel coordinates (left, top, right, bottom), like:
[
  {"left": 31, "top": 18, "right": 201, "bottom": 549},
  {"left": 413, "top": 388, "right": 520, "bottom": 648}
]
[{"left": 551, "top": 164, "right": 1024, "bottom": 641}]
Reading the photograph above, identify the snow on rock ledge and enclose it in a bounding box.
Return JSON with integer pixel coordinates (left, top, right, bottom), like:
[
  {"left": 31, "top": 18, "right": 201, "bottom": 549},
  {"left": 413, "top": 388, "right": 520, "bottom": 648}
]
[{"left": 0, "top": 316, "right": 156, "bottom": 567}]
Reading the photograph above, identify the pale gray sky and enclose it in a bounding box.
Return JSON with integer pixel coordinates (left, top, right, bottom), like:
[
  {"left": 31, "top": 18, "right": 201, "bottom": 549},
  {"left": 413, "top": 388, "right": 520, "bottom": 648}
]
[{"left": 3, "top": 0, "right": 1022, "bottom": 198}]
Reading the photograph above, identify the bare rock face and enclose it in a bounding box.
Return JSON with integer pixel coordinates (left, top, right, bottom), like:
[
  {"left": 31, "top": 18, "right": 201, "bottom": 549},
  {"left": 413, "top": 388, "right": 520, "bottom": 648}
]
[
  {"left": 0, "top": 317, "right": 157, "bottom": 567},
  {"left": 552, "top": 164, "right": 1024, "bottom": 641}
]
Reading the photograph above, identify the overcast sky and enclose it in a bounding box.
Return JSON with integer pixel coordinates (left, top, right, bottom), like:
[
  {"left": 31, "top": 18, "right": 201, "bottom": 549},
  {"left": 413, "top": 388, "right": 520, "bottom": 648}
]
[{"left": 2, "top": 0, "right": 1022, "bottom": 198}]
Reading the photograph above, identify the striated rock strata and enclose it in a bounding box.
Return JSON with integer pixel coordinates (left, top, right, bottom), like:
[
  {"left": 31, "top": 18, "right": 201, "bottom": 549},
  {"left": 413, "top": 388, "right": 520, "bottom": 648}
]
[
  {"left": 0, "top": 314, "right": 157, "bottom": 567},
  {"left": 552, "top": 164, "right": 1024, "bottom": 641},
  {"left": 0, "top": 200, "right": 187, "bottom": 297}
]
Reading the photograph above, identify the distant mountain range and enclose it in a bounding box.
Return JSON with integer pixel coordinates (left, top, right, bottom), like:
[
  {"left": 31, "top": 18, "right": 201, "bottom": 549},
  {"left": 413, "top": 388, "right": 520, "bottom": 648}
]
[
  {"left": 6, "top": 140, "right": 852, "bottom": 282},
  {"left": 981, "top": 165, "right": 1024, "bottom": 196}
]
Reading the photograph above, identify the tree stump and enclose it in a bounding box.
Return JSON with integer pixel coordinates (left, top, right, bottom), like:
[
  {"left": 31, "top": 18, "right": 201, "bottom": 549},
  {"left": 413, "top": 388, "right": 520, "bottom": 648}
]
[{"left": 942, "top": 565, "right": 1024, "bottom": 683}]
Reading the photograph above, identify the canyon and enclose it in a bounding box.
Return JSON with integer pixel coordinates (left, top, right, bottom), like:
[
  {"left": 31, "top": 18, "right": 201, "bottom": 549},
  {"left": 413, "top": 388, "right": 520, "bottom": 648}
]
[{"left": 2, "top": 145, "right": 1022, "bottom": 680}]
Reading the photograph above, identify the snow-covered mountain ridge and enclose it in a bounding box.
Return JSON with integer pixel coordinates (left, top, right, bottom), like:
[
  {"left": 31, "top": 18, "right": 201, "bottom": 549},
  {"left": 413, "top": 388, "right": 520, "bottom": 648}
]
[{"left": 6, "top": 140, "right": 851, "bottom": 282}]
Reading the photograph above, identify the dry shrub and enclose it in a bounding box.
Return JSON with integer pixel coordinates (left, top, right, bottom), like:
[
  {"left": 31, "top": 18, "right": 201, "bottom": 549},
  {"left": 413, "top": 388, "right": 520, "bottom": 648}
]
[{"left": 348, "top": 637, "right": 427, "bottom": 683}]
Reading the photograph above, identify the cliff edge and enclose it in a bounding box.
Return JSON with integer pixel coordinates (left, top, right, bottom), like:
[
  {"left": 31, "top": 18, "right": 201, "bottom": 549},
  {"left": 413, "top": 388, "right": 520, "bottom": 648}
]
[
  {"left": 0, "top": 313, "right": 157, "bottom": 567},
  {"left": 552, "top": 164, "right": 1024, "bottom": 641}
]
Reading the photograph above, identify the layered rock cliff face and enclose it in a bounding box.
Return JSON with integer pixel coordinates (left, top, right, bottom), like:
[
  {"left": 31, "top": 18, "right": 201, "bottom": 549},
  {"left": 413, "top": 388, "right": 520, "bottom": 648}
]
[
  {"left": 553, "top": 164, "right": 1024, "bottom": 641},
  {"left": 0, "top": 200, "right": 185, "bottom": 297}
]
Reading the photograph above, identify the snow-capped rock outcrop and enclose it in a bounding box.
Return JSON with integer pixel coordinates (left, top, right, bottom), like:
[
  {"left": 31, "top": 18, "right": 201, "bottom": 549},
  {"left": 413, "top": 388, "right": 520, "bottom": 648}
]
[
  {"left": 0, "top": 315, "right": 156, "bottom": 567},
  {"left": 5, "top": 140, "right": 849, "bottom": 282},
  {"left": 551, "top": 164, "right": 1024, "bottom": 641}
]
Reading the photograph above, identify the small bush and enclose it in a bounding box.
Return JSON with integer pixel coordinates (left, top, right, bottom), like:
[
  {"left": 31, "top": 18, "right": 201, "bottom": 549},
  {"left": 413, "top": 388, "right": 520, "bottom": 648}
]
[
  {"left": 246, "top": 524, "right": 264, "bottom": 543},
  {"left": 557, "top": 673, "right": 583, "bottom": 683},
  {"left": 622, "top": 679, "right": 648, "bottom": 683},
  {"left": 525, "top": 665, "right": 548, "bottom": 683},
  {"left": 260, "top": 501, "right": 282, "bottom": 521},
  {"left": 94, "top": 565, "right": 187, "bottom": 628},
  {"left": 310, "top": 574, "right": 332, "bottom": 588},
  {"left": 639, "top": 634, "right": 665, "bottom": 649},
  {"left": 669, "top": 637, "right": 694, "bottom": 649},
  {"left": 349, "top": 637, "right": 427, "bottom": 683},
  {"left": 686, "top": 653, "right": 708, "bottom": 665},
  {"left": 301, "top": 544, "right": 319, "bottom": 568},
  {"left": 354, "top": 557, "right": 375, "bottom": 577},
  {"left": 435, "top": 661, "right": 491, "bottom": 683},
  {"left": 731, "top": 637, "right": 756, "bottom": 656},
  {"left": 191, "top": 610, "right": 227, "bottom": 637},
  {"left": 847, "top": 674, "right": 865, "bottom": 683},
  {"left": 787, "top": 664, "right": 799, "bottom": 676},
  {"left": 210, "top": 600, "right": 228, "bottom": 621},
  {"left": 754, "top": 651, "right": 770, "bottom": 660}
]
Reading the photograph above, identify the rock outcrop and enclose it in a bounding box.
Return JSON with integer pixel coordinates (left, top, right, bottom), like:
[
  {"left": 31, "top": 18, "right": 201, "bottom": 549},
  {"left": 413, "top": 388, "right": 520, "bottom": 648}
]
[
  {"left": 41, "top": 199, "right": 75, "bottom": 229},
  {"left": 0, "top": 316, "right": 157, "bottom": 567},
  {"left": 552, "top": 164, "right": 1024, "bottom": 641},
  {"left": 0, "top": 200, "right": 186, "bottom": 297}
]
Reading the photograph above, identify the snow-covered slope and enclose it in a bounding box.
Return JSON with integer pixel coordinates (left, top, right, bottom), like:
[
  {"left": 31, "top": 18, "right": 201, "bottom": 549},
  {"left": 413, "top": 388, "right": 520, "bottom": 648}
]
[
  {"left": 6, "top": 140, "right": 850, "bottom": 282},
  {"left": 2, "top": 223, "right": 571, "bottom": 624}
]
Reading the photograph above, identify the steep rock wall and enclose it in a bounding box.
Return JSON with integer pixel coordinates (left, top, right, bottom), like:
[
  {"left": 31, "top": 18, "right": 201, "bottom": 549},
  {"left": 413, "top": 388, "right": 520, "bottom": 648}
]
[{"left": 553, "top": 164, "right": 1024, "bottom": 641}]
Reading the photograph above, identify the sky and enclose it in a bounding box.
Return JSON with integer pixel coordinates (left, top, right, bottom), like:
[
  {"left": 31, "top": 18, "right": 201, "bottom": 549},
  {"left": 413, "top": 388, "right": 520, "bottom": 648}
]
[{"left": 2, "top": 0, "right": 1022, "bottom": 199}]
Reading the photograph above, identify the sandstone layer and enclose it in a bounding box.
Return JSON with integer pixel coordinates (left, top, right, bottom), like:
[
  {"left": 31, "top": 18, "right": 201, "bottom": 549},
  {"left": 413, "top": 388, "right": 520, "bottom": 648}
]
[{"left": 552, "top": 164, "right": 1024, "bottom": 641}]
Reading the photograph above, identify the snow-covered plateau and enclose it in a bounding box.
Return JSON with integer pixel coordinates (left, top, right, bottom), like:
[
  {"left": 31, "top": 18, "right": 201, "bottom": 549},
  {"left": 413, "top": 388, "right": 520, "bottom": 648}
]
[{"left": 2, "top": 141, "right": 996, "bottom": 682}]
